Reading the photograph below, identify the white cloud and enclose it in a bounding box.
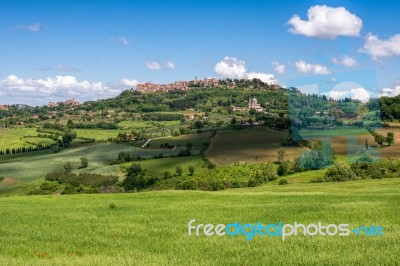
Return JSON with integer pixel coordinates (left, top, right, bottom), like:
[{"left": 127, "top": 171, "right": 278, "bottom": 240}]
[
  {"left": 272, "top": 61, "right": 285, "bottom": 74},
  {"left": 246, "top": 72, "right": 278, "bottom": 85},
  {"left": 111, "top": 36, "right": 130, "bottom": 45},
  {"left": 379, "top": 86, "right": 400, "bottom": 97},
  {"left": 214, "top": 57, "right": 278, "bottom": 84},
  {"left": 214, "top": 57, "right": 247, "bottom": 79},
  {"left": 332, "top": 55, "right": 358, "bottom": 67},
  {"left": 145, "top": 60, "right": 175, "bottom": 70},
  {"left": 163, "top": 61, "right": 175, "bottom": 70},
  {"left": 145, "top": 61, "right": 161, "bottom": 70},
  {"left": 327, "top": 87, "right": 371, "bottom": 103},
  {"left": 295, "top": 60, "right": 331, "bottom": 75},
  {"left": 0, "top": 75, "right": 137, "bottom": 106},
  {"left": 287, "top": 5, "right": 362, "bottom": 39},
  {"left": 15, "top": 22, "right": 41, "bottom": 32},
  {"left": 119, "top": 78, "right": 138, "bottom": 88},
  {"left": 360, "top": 33, "right": 400, "bottom": 60}
]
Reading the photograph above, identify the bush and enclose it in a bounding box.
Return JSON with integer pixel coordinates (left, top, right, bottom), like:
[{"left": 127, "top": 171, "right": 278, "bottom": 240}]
[
  {"left": 324, "top": 163, "right": 359, "bottom": 182},
  {"left": 80, "top": 157, "right": 89, "bottom": 168},
  {"left": 277, "top": 161, "right": 295, "bottom": 176},
  {"left": 109, "top": 203, "right": 117, "bottom": 210},
  {"left": 176, "top": 179, "right": 199, "bottom": 190},
  {"left": 163, "top": 171, "right": 172, "bottom": 179},
  {"left": 278, "top": 178, "right": 288, "bottom": 185}
]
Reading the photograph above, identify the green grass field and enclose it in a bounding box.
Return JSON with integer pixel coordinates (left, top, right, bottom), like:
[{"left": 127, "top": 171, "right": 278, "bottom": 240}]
[
  {"left": 118, "top": 120, "right": 182, "bottom": 130},
  {"left": 73, "top": 129, "right": 129, "bottom": 140},
  {"left": 0, "top": 143, "right": 137, "bottom": 193},
  {"left": 0, "top": 178, "right": 398, "bottom": 265},
  {"left": 206, "top": 128, "right": 306, "bottom": 165},
  {"left": 0, "top": 127, "right": 57, "bottom": 150}
]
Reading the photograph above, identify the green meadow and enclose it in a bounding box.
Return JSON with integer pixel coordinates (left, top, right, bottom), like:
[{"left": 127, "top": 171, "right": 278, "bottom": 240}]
[
  {"left": 0, "top": 178, "right": 398, "bottom": 265},
  {"left": 0, "top": 127, "right": 57, "bottom": 150},
  {"left": 0, "top": 143, "right": 136, "bottom": 192}
]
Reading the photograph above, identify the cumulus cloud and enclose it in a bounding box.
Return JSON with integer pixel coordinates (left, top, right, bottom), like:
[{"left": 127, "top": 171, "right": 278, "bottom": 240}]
[
  {"left": 359, "top": 33, "right": 400, "bottom": 60},
  {"left": 214, "top": 57, "right": 247, "bottom": 79},
  {"left": 0, "top": 75, "right": 137, "bottom": 106},
  {"left": 145, "top": 61, "right": 161, "bottom": 70},
  {"left": 379, "top": 86, "right": 400, "bottom": 97},
  {"left": 15, "top": 22, "right": 41, "bottom": 32},
  {"left": 214, "top": 57, "right": 278, "bottom": 85},
  {"left": 111, "top": 36, "right": 130, "bottom": 45},
  {"left": 295, "top": 60, "right": 331, "bottom": 75},
  {"left": 246, "top": 72, "right": 278, "bottom": 85},
  {"left": 119, "top": 78, "right": 138, "bottom": 88},
  {"left": 327, "top": 87, "right": 371, "bottom": 103},
  {"left": 145, "top": 60, "right": 175, "bottom": 70},
  {"left": 287, "top": 5, "right": 362, "bottom": 39},
  {"left": 163, "top": 61, "right": 175, "bottom": 70},
  {"left": 272, "top": 61, "right": 285, "bottom": 74},
  {"left": 332, "top": 55, "right": 358, "bottom": 67}
]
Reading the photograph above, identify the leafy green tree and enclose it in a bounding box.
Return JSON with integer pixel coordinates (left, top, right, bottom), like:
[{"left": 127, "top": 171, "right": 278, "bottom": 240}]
[
  {"left": 386, "top": 132, "right": 394, "bottom": 146},
  {"left": 62, "top": 131, "right": 76, "bottom": 146},
  {"left": 63, "top": 162, "right": 72, "bottom": 173},
  {"left": 324, "top": 163, "right": 358, "bottom": 182},
  {"left": 163, "top": 171, "right": 172, "bottom": 179},
  {"left": 80, "top": 157, "right": 89, "bottom": 168},
  {"left": 175, "top": 166, "right": 183, "bottom": 176},
  {"left": 188, "top": 165, "right": 195, "bottom": 176}
]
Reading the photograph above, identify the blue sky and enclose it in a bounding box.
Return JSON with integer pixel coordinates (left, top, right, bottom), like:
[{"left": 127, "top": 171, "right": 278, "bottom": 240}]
[{"left": 1, "top": 0, "right": 400, "bottom": 105}]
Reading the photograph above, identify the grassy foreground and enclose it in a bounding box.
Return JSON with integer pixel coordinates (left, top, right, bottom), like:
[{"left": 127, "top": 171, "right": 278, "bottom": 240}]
[{"left": 0, "top": 178, "right": 399, "bottom": 265}]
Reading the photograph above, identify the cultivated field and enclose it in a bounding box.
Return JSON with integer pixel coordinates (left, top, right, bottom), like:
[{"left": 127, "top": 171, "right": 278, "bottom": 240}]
[
  {"left": 148, "top": 133, "right": 211, "bottom": 148},
  {"left": 205, "top": 128, "right": 306, "bottom": 165},
  {"left": 0, "top": 127, "right": 57, "bottom": 150},
  {"left": 0, "top": 178, "right": 398, "bottom": 265},
  {"left": 73, "top": 129, "right": 129, "bottom": 141},
  {"left": 117, "top": 120, "right": 182, "bottom": 130},
  {"left": 0, "top": 143, "right": 136, "bottom": 193},
  {"left": 300, "top": 126, "right": 400, "bottom": 159},
  {"left": 121, "top": 156, "right": 205, "bottom": 175}
]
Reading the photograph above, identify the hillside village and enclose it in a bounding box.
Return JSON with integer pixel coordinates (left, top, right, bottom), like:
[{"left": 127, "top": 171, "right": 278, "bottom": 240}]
[{"left": 136, "top": 77, "right": 280, "bottom": 93}]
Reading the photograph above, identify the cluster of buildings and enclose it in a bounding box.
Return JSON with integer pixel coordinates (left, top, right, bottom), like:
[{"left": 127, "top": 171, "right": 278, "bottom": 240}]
[
  {"left": 136, "top": 77, "right": 227, "bottom": 93},
  {"left": 231, "top": 96, "right": 264, "bottom": 112},
  {"left": 48, "top": 98, "right": 80, "bottom": 108},
  {"left": 0, "top": 105, "right": 9, "bottom": 111}
]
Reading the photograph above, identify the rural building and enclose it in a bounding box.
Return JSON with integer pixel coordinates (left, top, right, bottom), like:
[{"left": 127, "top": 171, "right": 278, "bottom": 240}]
[{"left": 248, "top": 96, "right": 264, "bottom": 112}]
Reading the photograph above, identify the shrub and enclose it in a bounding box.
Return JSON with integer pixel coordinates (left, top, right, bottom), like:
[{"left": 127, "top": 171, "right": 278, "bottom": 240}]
[
  {"left": 278, "top": 178, "right": 288, "bottom": 185},
  {"left": 188, "top": 165, "right": 195, "bottom": 176},
  {"left": 324, "top": 163, "right": 358, "bottom": 182},
  {"left": 80, "top": 157, "right": 89, "bottom": 168},
  {"left": 176, "top": 179, "right": 199, "bottom": 190},
  {"left": 277, "top": 161, "right": 295, "bottom": 176},
  {"left": 163, "top": 171, "right": 172, "bottom": 179},
  {"left": 175, "top": 166, "right": 183, "bottom": 176}
]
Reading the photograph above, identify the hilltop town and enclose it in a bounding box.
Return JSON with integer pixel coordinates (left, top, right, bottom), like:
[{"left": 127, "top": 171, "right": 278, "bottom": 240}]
[{"left": 136, "top": 77, "right": 280, "bottom": 93}]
